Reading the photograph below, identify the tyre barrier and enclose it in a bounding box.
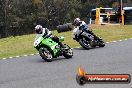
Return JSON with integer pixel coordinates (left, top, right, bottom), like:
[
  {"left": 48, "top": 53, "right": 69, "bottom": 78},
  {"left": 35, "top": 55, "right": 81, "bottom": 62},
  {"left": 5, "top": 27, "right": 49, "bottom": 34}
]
[{"left": 56, "top": 23, "right": 73, "bottom": 33}]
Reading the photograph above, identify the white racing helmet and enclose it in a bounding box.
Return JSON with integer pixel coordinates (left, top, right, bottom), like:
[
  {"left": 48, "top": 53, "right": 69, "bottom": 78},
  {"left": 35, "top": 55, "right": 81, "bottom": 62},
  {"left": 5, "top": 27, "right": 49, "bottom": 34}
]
[
  {"left": 74, "top": 18, "right": 81, "bottom": 25},
  {"left": 35, "top": 25, "right": 43, "bottom": 34}
]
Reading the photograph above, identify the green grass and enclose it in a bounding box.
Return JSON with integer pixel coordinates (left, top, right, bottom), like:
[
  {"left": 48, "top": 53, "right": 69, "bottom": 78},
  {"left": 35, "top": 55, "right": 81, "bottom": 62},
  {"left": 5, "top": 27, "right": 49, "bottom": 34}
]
[
  {"left": 0, "top": 25, "right": 132, "bottom": 59},
  {"left": 91, "top": 25, "right": 132, "bottom": 42}
]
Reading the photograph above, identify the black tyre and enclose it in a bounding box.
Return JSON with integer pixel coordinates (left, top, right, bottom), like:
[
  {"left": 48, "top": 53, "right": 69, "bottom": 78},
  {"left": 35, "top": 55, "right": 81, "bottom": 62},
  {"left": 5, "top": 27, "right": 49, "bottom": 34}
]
[
  {"left": 56, "top": 23, "right": 72, "bottom": 33},
  {"left": 76, "top": 75, "right": 86, "bottom": 85},
  {"left": 79, "top": 37, "right": 92, "bottom": 49},
  {"left": 63, "top": 44, "right": 73, "bottom": 59},
  {"left": 39, "top": 48, "right": 53, "bottom": 62},
  {"left": 98, "top": 41, "right": 105, "bottom": 47}
]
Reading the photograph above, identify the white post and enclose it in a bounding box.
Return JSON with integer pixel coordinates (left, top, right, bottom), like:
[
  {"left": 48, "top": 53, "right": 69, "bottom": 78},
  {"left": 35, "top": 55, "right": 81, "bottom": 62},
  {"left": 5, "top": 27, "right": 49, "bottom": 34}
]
[{"left": 89, "top": 18, "right": 92, "bottom": 24}]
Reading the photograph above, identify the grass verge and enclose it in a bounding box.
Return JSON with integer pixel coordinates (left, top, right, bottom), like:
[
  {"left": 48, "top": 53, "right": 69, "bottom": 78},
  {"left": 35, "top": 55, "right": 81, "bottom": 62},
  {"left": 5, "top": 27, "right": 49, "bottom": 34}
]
[{"left": 0, "top": 25, "right": 132, "bottom": 59}]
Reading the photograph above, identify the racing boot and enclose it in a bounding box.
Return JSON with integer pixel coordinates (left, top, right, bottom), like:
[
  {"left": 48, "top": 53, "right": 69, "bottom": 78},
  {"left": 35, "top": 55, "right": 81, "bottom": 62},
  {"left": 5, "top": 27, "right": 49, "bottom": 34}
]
[{"left": 57, "top": 42, "right": 66, "bottom": 49}]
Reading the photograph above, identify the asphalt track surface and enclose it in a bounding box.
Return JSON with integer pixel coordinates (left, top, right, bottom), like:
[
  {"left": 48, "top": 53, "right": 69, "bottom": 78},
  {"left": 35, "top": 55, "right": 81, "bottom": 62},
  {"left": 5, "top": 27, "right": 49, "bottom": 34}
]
[{"left": 0, "top": 39, "right": 132, "bottom": 88}]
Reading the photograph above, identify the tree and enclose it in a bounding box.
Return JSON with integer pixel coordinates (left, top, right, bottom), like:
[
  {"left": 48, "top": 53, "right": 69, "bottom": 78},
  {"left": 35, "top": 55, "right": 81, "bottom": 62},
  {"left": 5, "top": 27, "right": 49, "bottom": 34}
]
[{"left": 0, "top": 0, "right": 132, "bottom": 38}]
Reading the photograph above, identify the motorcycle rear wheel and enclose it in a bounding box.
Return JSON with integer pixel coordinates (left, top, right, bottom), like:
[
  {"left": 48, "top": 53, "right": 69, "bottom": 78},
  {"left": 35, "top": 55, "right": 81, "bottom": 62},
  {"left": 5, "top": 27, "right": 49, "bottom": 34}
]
[
  {"left": 63, "top": 44, "right": 73, "bottom": 59},
  {"left": 98, "top": 41, "right": 105, "bottom": 47}
]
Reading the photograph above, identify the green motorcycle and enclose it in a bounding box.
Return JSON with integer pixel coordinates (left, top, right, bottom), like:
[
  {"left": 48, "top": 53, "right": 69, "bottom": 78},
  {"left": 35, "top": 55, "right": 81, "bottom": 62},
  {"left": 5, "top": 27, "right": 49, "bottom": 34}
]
[{"left": 34, "top": 34, "right": 73, "bottom": 62}]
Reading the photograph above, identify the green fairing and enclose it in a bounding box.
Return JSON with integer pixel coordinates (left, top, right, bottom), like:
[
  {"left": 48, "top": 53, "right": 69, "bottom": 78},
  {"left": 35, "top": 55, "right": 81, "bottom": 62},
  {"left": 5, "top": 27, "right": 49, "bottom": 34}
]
[
  {"left": 59, "top": 36, "right": 64, "bottom": 42},
  {"left": 40, "top": 38, "right": 60, "bottom": 56},
  {"left": 34, "top": 35, "right": 65, "bottom": 57}
]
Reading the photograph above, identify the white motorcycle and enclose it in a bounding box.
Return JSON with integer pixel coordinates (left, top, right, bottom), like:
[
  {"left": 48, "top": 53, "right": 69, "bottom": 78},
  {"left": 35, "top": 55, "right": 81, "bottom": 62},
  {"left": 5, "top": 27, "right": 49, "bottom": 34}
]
[{"left": 72, "top": 26, "right": 105, "bottom": 49}]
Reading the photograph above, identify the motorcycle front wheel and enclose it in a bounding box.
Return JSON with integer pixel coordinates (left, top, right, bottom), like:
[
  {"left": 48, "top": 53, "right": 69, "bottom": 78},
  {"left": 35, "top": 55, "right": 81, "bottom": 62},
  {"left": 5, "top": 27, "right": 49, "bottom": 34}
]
[
  {"left": 39, "top": 48, "right": 53, "bottom": 62},
  {"left": 79, "top": 37, "right": 92, "bottom": 49}
]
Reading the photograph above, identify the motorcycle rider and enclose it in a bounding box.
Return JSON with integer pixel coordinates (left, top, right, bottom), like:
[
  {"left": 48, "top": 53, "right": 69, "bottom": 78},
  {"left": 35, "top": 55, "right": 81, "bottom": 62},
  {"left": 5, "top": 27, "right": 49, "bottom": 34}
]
[
  {"left": 34, "top": 25, "right": 65, "bottom": 48},
  {"left": 73, "top": 18, "right": 101, "bottom": 40}
]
